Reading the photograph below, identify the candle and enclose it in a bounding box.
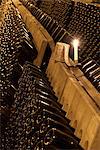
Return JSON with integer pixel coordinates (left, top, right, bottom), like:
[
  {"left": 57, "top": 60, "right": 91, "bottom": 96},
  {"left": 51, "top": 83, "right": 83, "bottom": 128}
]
[{"left": 72, "top": 39, "right": 79, "bottom": 64}]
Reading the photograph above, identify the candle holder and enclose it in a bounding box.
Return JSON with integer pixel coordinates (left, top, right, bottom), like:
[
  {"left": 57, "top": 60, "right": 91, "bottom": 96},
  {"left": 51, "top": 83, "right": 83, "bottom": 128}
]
[
  {"left": 53, "top": 42, "right": 81, "bottom": 68},
  {"left": 54, "top": 59, "right": 81, "bottom": 68}
]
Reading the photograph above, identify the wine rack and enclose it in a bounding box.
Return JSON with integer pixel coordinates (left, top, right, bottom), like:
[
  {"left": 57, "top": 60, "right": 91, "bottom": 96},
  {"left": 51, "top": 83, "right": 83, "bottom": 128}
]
[
  {"left": 37, "top": 0, "right": 75, "bottom": 28},
  {"left": 46, "top": 43, "right": 100, "bottom": 150},
  {"left": 19, "top": 0, "right": 100, "bottom": 91},
  {"left": 66, "top": 2, "right": 100, "bottom": 64},
  {"left": 2, "top": 62, "right": 83, "bottom": 149},
  {"left": 20, "top": 0, "right": 99, "bottom": 64},
  {"left": 1, "top": 1, "right": 37, "bottom": 107},
  {"left": 1, "top": 0, "right": 100, "bottom": 150},
  {"left": 1, "top": 1, "right": 38, "bottom": 149}
]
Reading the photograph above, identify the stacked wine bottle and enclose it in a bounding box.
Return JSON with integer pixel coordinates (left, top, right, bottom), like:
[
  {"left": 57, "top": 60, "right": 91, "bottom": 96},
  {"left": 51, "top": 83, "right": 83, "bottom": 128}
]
[
  {"left": 1, "top": 1, "right": 83, "bottom": 150},
  {"left": 20, "top": 0, "right": 73, "bottom": 43},
  {"left": 20, "top": 0, "right": 100, "bottom": 92},
  {"left": 38, "top": 0, "right": 75, "bottom": 28},
  {"left": 20, "top": 0, "right": 75, "bottom": 28},
  {"left": 1, "top": 2, "right": 38, "bottom": 149},
  {"left": 1, "top": 2, "right": 37, "bottom": 107},
  {"left": 67, "top": 2, "right": 100, "bottom": 63},
  {"left": 1, "top": 0, "right": 99, "bottom": 149},
  {"left": 4, "top": 62, "right": 83, "bottom": 150}
]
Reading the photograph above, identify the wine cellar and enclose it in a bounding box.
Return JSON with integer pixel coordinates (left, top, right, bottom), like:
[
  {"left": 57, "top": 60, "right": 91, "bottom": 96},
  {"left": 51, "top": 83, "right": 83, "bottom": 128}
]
[{"left": 0, "top": 0, "right": 100, "bottom": 149}]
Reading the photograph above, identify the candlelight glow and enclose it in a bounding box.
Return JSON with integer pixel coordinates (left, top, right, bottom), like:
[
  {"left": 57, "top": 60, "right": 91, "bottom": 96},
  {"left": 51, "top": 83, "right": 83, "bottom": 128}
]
[
  {"left": 72, "top": 39, "right": 79, "bottom": 47},
  {"left": 72, "top": 39, "right": 79, "bottom": 63}
]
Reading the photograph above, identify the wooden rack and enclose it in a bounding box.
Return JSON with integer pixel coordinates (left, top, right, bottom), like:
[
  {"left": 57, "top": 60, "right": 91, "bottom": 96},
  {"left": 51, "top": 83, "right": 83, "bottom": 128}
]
[
  {"left": 12, "top": 0, "right": 100, "bottom": 149},
  {"left": 13, "top": 0, "right": 55, "bottom": 67},
  {"left": 46, "top": 43, "right": 100, "bottom": 150}
]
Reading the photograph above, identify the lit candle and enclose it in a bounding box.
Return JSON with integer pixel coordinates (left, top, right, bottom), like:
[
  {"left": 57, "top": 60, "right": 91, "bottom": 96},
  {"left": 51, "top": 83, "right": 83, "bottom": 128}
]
[{"left": 72, "top": 39, "right": 79, "bottom": 64}]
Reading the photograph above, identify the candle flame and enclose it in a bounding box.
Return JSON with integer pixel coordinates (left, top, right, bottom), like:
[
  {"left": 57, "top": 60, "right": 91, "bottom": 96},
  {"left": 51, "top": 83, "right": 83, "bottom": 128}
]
[{"left": 72, "top": 39, "right": 79, "bottom": 47}]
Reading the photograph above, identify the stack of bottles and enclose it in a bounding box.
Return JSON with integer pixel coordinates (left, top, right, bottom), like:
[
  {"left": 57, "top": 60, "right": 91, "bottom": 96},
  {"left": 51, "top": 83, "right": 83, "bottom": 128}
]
[
  {"left": 80, "top": 58, "right": 100, "bottom": 92},
  {"left": 0, "top": 3, "right": 37, "bottom": 108},
  {"left": 19, "top": 0, "right": 100, "bottom": 92},
  {"left": 1, "top": 0, "right": 99, "bottom": 149},
  {"left": 4, "top": 62, "right": 83, "bottom": 150},
  {"left": 37, "top": 0, "right": 55, "bottom": 16},
  {"left": 1, "top": 2, "right": 38, "bottom": 149},
  {"left": 23, "top": 0, "right": 99, "bottom": 65},
  {"left": 38, "top": 0, "right": 75, "bottom": 28},
  {"left": 21, "top": 0, "right": 37, "bottom": 7},
  {"left": 20, "top": 0, "right": 75, "bottom": 28},
  {"left": 20, "top": 0, "right": 73, "bottom": 44},
  {"left": 67, "top": 2, "right": 100, "bottom": 63}
]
